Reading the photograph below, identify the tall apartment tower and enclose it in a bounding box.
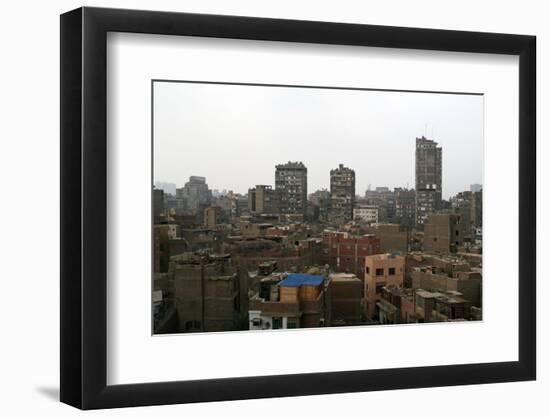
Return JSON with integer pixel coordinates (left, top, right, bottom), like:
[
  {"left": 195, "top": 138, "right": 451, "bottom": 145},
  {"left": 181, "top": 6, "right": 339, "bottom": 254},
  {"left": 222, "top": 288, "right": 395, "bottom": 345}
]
[
  {"left": 415, "top": 136, "right": 442, "bottom": 227},
  {"left": 275, "top": 161, "right": 308, "bottom": 217},
  {"left": 329, "top": 164, "right": 356, "bottom": 224}
]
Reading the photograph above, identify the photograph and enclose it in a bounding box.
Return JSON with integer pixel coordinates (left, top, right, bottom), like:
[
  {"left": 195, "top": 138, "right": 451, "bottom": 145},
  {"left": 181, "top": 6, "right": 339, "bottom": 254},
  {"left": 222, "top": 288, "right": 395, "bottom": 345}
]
[{"left": 152, "top": 80, "right": 484, "bottom": 334}]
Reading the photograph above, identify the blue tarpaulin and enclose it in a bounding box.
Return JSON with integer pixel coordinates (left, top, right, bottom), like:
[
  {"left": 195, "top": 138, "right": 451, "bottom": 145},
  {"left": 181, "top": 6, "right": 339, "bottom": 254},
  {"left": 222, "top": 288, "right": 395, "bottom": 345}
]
[{"left": 279, "top": 274, "right": 324, "bottom": 287}]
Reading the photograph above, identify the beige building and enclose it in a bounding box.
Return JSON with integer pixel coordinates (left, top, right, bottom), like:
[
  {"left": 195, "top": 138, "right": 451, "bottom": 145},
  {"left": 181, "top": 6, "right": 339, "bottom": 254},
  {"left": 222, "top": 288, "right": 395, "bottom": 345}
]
[
  {"left": 368, "top": 223, "right": 409, "bottom": 253},
  {"left": 203, "top": 206, "right": 222, "bottom": 228},
  {"left": 423, "top": 213, "right": 462, "bottom": 253},
  {"left": 364, "top": 253, "right": 405, "bottom": 319}
]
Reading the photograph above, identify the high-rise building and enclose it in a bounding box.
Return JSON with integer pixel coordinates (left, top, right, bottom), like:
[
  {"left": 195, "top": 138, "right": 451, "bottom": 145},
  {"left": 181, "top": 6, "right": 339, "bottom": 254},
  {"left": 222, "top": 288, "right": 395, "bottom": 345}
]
[
  {"left": 415, "top": 136, "right": 442, "bottom": 227},
  {"left": 275, "top": 161, "right": 308, "bottom": 218},
  {"left": 177, "top": 176, "right": 212, "bottom": 214},
  {"left": 329, "top": 164, "right": 355, "bottom": 224}
]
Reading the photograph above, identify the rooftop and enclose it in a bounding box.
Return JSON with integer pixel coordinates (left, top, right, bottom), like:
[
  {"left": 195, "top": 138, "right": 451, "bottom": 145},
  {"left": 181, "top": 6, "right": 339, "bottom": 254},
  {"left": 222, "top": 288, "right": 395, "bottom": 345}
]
[
  {"left": 329, "top": 273, "right": 360, "bottom": 282},
  {"left": 367, "top": 253, "right": 404, "bottom": 261},
  {"left": 279, "top": 274, "right": 324, "bottom": 287}
]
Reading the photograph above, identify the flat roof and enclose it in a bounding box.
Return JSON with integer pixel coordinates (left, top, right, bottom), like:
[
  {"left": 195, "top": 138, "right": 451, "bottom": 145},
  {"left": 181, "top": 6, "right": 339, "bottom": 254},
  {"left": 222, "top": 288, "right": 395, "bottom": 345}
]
[
  {"left": 329, "top": 273, "right": 360, "bottom": 282},
  {"left": 280, "top": 274, "right": 324, "bottom": 287}
]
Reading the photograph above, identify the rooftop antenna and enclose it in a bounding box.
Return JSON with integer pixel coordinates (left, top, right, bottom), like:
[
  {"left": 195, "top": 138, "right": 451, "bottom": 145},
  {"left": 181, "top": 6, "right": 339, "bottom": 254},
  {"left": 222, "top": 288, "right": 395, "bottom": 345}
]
[{"left": 424, "top": 124, "right": 428, "bottom": 137}]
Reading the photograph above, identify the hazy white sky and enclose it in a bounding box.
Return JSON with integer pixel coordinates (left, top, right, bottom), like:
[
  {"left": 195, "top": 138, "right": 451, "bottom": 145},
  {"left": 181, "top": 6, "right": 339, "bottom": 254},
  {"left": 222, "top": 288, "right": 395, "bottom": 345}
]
[{"left": 153, "top": 81, "right": 483, "bottom": 199}]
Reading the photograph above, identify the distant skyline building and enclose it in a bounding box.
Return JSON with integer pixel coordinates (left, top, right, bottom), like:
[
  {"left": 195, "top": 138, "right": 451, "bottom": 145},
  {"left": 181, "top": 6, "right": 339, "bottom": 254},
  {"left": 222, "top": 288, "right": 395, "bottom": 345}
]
[
  {"left": 275, "top": 161, "right": 308, "bottom": 218},
  {"left": 176, "top": 175, "right": 212, "bottom": 214},
  {"left": 415, "top": 136, "right": 442, "bottom": 227},
  {"left": 153, "top": 188, "right": 164, "bottom": 222},
  {"left": 353, "top": 204, "right": 378, "bottom": 224},
  {"left": 329, "top": 164, "right": 356, "bottom": 224},
  {"left": 470, "top": 183, "right": 482, "bottom": 193},
  {"left": 154, "top": 181, "right": 177, "bottom": 196}
]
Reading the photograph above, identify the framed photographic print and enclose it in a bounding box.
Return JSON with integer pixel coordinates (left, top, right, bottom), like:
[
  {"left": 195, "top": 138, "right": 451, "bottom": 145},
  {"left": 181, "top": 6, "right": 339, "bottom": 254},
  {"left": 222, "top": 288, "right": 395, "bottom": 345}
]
[{"left": 60, "top": 6, "right": 536, "bottom": 409}]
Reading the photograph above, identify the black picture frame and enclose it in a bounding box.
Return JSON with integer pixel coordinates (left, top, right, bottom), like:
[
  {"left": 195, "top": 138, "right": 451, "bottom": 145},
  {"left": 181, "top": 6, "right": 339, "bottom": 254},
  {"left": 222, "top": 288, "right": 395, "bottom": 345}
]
[{"left": 60, "top": 6, "right": 536, "bottom": 410}]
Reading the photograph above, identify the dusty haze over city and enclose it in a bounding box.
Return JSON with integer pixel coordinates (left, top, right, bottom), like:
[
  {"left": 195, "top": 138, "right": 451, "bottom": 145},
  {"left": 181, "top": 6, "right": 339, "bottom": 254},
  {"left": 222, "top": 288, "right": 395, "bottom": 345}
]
[{"left": 153, "top": 81, "right": 483, "bottom": 198}]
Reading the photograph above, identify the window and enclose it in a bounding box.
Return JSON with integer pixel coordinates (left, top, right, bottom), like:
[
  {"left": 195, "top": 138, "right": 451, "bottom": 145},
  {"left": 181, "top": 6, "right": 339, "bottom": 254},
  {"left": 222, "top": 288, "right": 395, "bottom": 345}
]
[
  {"left": 376, "top": 268, "right": 384, "bottom": 276},
  {"left": 366, "top": 266, "right": 370, "bottom": 274},
  {"left": 272, "top": 317, "right": 283, "bottom": 330},
  {"left": 389, "top": 267, "right": 395, "bottom": 275}
]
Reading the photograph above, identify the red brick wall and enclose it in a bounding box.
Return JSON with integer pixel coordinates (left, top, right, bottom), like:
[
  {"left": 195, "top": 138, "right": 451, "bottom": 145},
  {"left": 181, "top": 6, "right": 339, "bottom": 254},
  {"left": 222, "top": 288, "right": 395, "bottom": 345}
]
[{"left": 322, "top": 233, "right": 381, "bottom": 275}]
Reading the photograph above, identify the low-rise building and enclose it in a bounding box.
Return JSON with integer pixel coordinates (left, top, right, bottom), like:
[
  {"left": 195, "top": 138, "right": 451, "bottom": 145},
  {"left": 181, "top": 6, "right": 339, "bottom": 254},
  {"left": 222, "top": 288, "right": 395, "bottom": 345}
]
[
  {"left": 248, "top": 274, "right": 325, "bottom": 330},
  {"left": 414, "top": 289, "right": 467, "bottom": 322},
  {"left": 367, "top": 223, "right": 409, "bottom": 253},
  {"left": 364, "top": 253, "right": 405, "bottom": 319},
  {"left": 322, "top": 231, "right": 381, "bottom": 276},
  {"left": 411, "top": 267, "right": 482, "bottom": 309},
  {"left": 423, "top": 213, "right": 463, "bottom": 253},
  {"left": 326, "top": 273, "right": 363, "bottom": 326},
  {"left": 173, "top": 253, "right": 243, "bottom": 332}
]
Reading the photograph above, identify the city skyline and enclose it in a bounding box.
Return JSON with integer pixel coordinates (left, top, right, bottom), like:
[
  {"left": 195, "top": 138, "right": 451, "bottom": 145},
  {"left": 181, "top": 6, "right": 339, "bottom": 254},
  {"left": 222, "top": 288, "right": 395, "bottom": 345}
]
[
  {"left": 153, "top": 81, "right": 483, "bottom": 199},
  {"left": 153, "top": 81, "right": 484, "bottom": 335}
]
